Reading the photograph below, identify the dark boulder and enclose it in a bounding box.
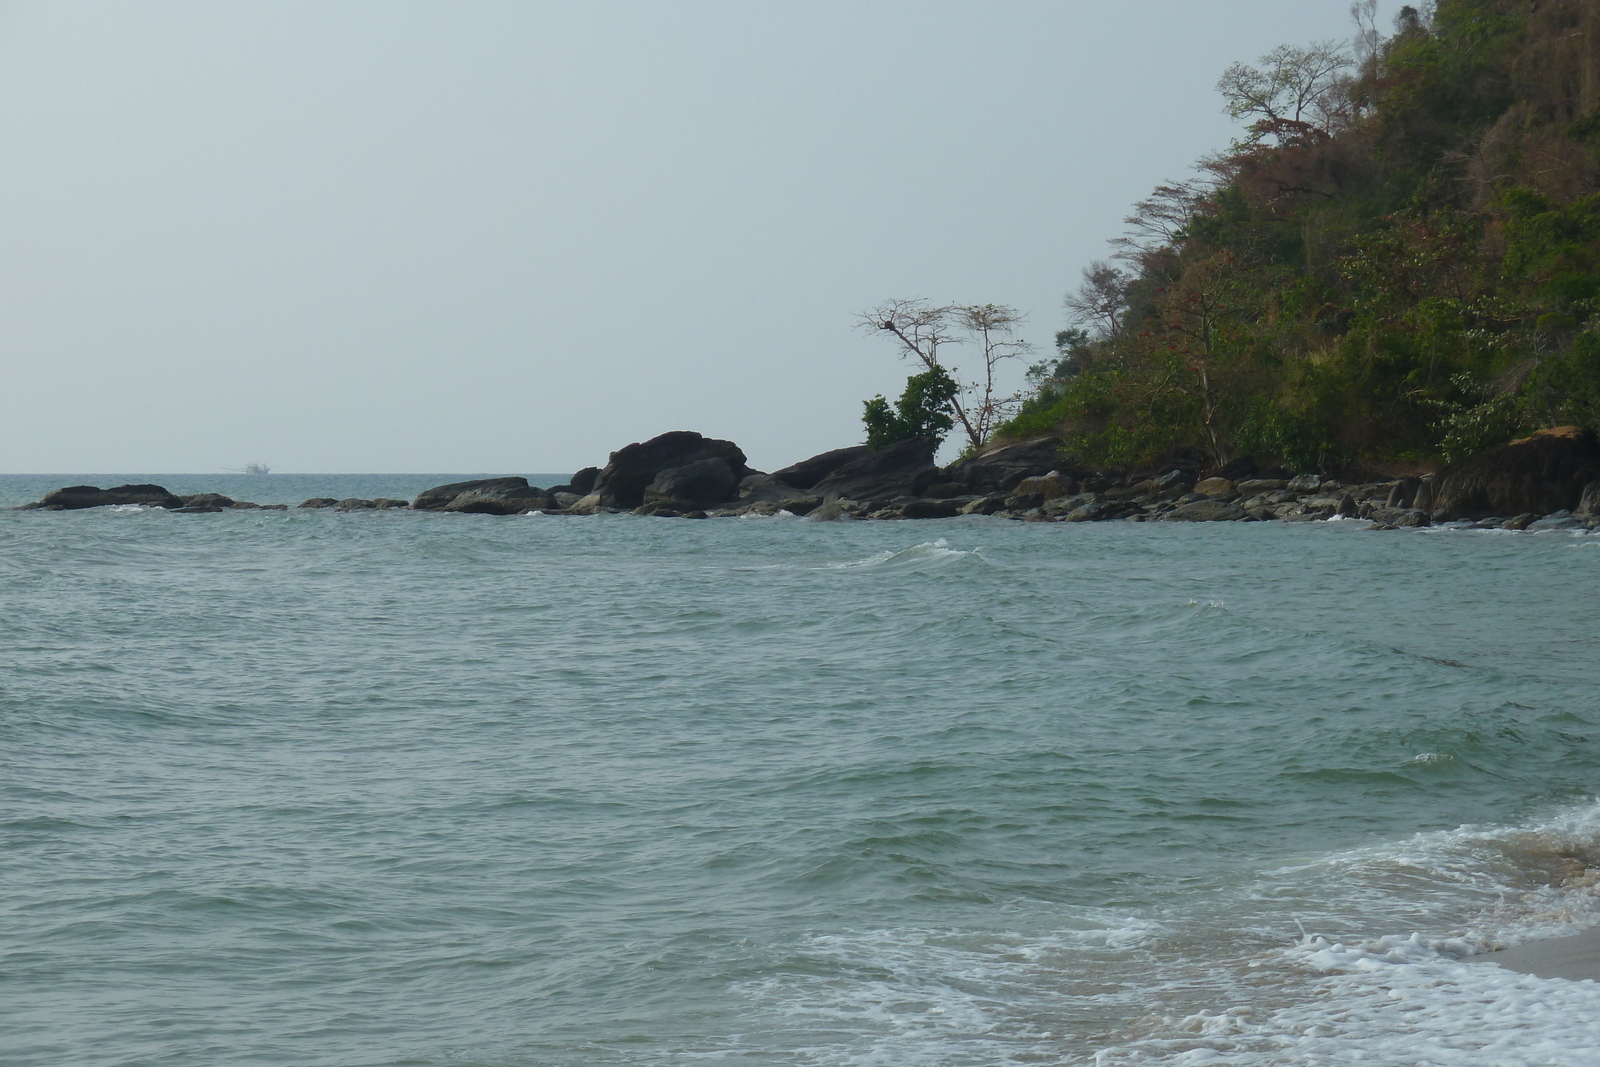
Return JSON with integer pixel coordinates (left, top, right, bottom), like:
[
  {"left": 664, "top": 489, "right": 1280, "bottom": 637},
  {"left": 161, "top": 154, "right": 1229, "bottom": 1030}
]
[
  {"left": 769, "top": 445, "right": 871, "bottom": 490},
  {"left": 1213, "top": 455, "right": 1258, "bottom": 480},
  {"left": 945, "top": 436, "right": 1068, "bottom": 492},
  {"left": 299, "top": 498, "right": 339, "bottom": 508},
  {"left": 811, "top": 437, "right": 939, "bottom": 503},
  {"left": 38, "top": 483, "right": 183, "bottom": 510},
  {"left": 593, "top": 431, "right": 751, "bottom": 508},
  {"left": 179, "top": 493, "right": 237, "bottom": 508},
  {"left": 335, "top": 498, "right": 376, "bottom": 510},
  {"left": 643, "top": 457, "right": 740, "bottom": 508},
  {"left": 442, "top": 482, "right": 554, "bottom": 515},
  {"left": 1165, "top": 500, "right": 1248, "bottom": 522},
  {"left": 412, "top": 477, "right": 543, "bottom": 511},
  {"left": 371, "top": 498, "right": 410, "bottom": 509},
  {"left": 569, "top": 467, "right": 600, "bottom": 495},
  {"left": 899, "top": 498, "right": 961, "bottom": 519},
  {"left": 1432, "top": 427, "right": 1600, "bottom": 520}
]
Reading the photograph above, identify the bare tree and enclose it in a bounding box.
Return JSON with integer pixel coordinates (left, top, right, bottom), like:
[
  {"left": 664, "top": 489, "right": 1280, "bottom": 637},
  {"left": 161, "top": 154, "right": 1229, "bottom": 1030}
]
[
  {"left": 952, "top": 303, "right": 1034, "bottom": 445},
  {"left": 1111, "top": 180, "right": 1211, "bottom": 264},
  {"left": 1217, "top": 41, "right": 1353, "bottom": 141},
  {"left": 1351, "top": 0, "right": 1380, "bottom": 67},
  {"left": 857, "top": 298, "right": 1032, "bottom": 451},
  {"left": 1063, "top": 260, "right": 1131, "bottom": 340}
]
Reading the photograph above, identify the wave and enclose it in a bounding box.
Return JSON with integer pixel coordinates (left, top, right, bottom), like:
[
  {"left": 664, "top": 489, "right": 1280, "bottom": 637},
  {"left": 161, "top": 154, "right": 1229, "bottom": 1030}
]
[{"left": 833, "top": 539, "right": 991, "bottom": 571}]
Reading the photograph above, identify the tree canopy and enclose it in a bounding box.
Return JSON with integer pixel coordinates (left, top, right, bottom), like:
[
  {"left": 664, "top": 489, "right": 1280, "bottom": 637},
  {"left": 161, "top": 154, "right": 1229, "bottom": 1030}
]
[{"left": 998, "top": 0, "right": 1600, "bottom": 475}]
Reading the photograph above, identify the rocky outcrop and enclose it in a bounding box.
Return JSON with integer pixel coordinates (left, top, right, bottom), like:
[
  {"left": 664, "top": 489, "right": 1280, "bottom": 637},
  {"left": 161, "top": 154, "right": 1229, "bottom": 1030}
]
[
  {"left": 33, "top": 484, "right": 184, "bottom": 510},
  {"left": 594, "top": 431, "right": 752, "bottom": 508},
  {"left": 945, "top": 436, "right": 1068, "bottom": 493},
  {"left": 770, "top": 445, "right": 871, "bottom": 491},
  {"left": 442, "top": 484, "right": 553, "bottom": 515},
  {"left": 643, "top": 457, "right": 740, "bottom": 508},
  {"left": 179, "top": 493, "right": 237, "bottom": 509},
  {"left": 1431, "top": 426, "right": 1600, "bottom": 520},
  {"left": 411, "top": 477, "right": 549, "bottom": 513},
  {"left": 810, "top": 437, "right": 940, "bottom": 503}
]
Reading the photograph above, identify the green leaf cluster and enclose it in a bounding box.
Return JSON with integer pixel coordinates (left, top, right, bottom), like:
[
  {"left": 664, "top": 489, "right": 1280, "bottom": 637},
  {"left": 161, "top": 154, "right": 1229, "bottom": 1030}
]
[{"left": 863, "top": 365, "right": 959, "bottom": 451}]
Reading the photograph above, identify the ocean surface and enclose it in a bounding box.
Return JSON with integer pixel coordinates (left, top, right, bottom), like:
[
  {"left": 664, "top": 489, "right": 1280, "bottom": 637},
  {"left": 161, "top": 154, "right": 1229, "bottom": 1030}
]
[{"left": 5, "top": 472, "right": 1600, "bottom": 1066}]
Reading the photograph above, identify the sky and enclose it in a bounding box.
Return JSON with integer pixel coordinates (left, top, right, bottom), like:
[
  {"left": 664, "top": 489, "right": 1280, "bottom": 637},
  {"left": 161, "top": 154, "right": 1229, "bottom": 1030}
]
[{"left": 0, "top": 0, "right": 1401, "bottom": 474}]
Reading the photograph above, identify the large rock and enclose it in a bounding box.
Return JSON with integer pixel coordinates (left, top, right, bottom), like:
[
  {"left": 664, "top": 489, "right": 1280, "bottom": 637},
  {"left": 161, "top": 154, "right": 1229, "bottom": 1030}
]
[
  {"left": 413, "top": 477, "right": 540, "bottom": 510},
  {"left": 179, "top": 493, "right": 237, "bottom": 509},
  {"left": 1432, "top": 426, "right": 1600, "bottom": 520},
  {"left": 945, "top": 436, "right": 1068, "bottom": 492},
  {"left": 810, "top": 437, "right": 939, "bottom": 503},
  {"left": 1014, "top": 471, "right": 1077, "bottom": 500},
  {"left": 1578, "top": 480, "right": 1600, "bottom": 518},
  {"left": 770, "top": 445, "right": 870, "bottom": 491},
  {"left": 36, "top": 483, "right": 184, "bottom": 510},
  {"left": 442, "top": 481, "right": 554, "bottom": 515},
  {"left": 1193, "top": 477, "right": 1235, "bottom": 498},
  {"left": 593, "top": 431, "right": 751, "bottom": 508},
  {"left": 642, "top": 458, "right": 740, "bottom": 508},
  {"left": 1165, "top": 500, "right": 1247, "bottom": 522}
]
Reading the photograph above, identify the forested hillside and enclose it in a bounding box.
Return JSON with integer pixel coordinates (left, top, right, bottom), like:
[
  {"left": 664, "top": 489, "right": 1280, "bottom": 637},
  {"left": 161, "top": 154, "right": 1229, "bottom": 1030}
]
[{"left": 1003, "top": 0, "right": 1600, "bottom": 475}]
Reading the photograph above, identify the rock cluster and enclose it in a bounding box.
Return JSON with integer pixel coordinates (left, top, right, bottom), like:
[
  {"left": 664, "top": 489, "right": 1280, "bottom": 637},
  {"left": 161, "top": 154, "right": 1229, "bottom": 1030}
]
[{"left": 16, "top": 426, "right": 1600, "bottom": 532}]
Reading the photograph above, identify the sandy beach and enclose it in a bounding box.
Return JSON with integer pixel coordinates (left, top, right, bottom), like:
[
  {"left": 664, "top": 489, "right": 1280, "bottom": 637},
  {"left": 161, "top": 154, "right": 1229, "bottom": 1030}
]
[{"left": 1470, "top": 930, "right": 1600, "bottom": 982}]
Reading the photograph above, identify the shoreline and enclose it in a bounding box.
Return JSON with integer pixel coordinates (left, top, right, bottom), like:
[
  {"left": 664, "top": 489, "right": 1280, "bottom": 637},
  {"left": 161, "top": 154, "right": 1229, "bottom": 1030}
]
[
  {"left": 11, "top": 429, "right": 1600, "bottom": 529},
  {"left": 1468, "top": 929, "right": 1600, "bottom": 982}
]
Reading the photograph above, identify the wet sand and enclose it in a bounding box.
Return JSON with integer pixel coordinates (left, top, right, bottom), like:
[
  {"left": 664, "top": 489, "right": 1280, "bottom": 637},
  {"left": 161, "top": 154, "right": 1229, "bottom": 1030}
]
[{"left": 1469, "top": 929, "right": 1600, "bottom": 981}]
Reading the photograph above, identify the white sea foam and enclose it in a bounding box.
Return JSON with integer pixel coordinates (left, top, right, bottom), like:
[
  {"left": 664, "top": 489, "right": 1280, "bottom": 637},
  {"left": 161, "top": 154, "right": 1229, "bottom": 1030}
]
[{"left": 835, "top": 539, "right": 987, "bottom": 569}]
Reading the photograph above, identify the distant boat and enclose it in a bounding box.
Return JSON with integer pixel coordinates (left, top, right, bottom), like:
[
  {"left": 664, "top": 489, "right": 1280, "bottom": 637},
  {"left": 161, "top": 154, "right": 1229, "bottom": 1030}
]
[{"left": 223, "top": 463, "right": 273, "bottom": 475}]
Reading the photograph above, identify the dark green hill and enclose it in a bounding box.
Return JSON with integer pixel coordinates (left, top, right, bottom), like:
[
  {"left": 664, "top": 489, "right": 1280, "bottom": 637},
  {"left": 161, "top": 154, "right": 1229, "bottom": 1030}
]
[{"left": 1004, "top": 0, "right": 1600, "bottom": 475}]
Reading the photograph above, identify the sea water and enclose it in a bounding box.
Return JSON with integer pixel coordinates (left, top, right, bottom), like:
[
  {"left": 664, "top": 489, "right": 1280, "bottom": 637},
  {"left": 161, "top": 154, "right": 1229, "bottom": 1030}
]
[{"left": 4, "top": 473, "right": 1600, "bottom": 1065}]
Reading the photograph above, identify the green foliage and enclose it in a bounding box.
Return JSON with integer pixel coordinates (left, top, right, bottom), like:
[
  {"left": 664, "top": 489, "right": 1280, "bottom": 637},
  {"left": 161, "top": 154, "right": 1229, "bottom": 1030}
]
[
  {"left": 862, "top": 365, "right": 958, "bottom": 450},
  {"left": 996, "top": 2, "right": 1600, "bottom": 473},
  {"left": 1432, "top": 374, "right": 1531, "bottom": 461}
]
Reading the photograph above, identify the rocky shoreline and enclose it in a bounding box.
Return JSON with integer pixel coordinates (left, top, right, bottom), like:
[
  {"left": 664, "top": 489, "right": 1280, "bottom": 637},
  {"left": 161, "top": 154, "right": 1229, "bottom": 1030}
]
[{"left": 17, "top": 426, "right": 1600, "bottom": 532}]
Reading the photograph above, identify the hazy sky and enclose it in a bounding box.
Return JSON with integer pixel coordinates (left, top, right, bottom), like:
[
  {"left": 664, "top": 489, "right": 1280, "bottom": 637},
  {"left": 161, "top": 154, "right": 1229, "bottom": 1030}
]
[{"left": 0, "top": 0, "right": 1396, "bottom": 474}]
